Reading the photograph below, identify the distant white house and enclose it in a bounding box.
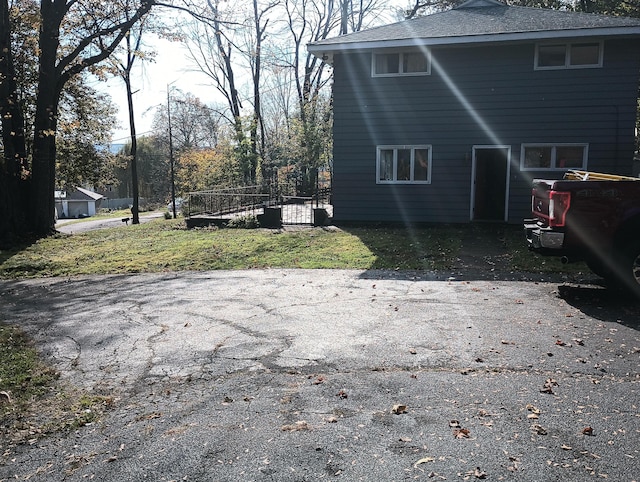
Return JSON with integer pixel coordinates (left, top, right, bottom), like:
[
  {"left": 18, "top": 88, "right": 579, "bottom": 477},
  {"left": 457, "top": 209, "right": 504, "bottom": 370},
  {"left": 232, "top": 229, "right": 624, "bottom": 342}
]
[{"left": 55, "top": 187, "right": 104, "bottom": 219}]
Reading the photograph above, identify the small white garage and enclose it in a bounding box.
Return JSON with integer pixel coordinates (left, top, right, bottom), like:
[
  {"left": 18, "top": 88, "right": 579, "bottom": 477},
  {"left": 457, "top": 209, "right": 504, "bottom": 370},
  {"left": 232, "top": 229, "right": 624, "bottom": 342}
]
[{"left": 55, "top": 187, "right": 104, "bottom": 219}]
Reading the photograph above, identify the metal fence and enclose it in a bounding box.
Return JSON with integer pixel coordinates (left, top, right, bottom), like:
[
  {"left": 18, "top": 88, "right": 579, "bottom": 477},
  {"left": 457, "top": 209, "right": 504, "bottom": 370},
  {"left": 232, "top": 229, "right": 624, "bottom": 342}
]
[
  {"left": 186, "top": 186, "right": 332, "bottom": 226},
  {"left": 187, "top": 186, "right": 269, "bottom": 218}
]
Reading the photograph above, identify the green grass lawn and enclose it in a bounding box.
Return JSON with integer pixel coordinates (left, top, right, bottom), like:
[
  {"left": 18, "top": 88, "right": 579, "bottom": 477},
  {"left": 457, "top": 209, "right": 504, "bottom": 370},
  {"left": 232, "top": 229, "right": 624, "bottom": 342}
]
[{"left": 0, "top": 218, "right": 582, "bottom": 278}]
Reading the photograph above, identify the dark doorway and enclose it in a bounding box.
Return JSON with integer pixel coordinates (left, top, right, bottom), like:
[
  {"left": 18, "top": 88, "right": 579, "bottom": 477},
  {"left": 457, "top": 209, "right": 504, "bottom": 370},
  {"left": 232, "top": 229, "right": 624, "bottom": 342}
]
[{"left": 472, "top": 147, "right": 509, "bottom": 221}]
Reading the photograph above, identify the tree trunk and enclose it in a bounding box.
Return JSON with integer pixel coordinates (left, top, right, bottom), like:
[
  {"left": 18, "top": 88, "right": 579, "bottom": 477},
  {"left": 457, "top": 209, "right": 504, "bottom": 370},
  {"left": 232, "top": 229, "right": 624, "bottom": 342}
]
[
  {"left": 0, "top": 0, "right": 30, "bottom": 243},
  {"left": 124, "top": 72, "right": 140, "bottom": 224},
  {"left": 30, "top": 1, "right": 65, "bottom": 236}
]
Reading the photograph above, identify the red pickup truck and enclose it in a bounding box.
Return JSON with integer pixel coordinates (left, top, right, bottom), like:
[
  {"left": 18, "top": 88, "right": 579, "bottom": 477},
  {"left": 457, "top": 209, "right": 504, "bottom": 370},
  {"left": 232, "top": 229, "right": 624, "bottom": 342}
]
[{"left": 524, "top": 170, "right": 640, "bottom": 296}]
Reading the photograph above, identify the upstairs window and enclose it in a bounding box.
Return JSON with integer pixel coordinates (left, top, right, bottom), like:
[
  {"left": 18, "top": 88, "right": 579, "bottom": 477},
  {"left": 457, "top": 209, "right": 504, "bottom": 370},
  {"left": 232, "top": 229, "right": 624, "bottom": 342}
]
[
  {"left": 377, "top": 145, "right": 432, "bottom": 183},
  {"left": 535, "top": 42, "right": 602, "bottom": 70},
  {"left": 373, "top": 51, "right": 430, "bottom": 77},
  {"left": 521, "top": 144, "right": 588, "bottom": 170}
]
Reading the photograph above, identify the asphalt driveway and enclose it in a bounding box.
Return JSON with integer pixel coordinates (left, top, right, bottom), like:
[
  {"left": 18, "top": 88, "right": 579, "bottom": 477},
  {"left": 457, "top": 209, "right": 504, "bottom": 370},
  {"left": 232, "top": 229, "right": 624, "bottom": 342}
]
[
  {"left": 55, "top": 211, "right": 165, "bottom": 234},
  {"left": 0, "top": 270, "right": 638, "bottom": 481}
]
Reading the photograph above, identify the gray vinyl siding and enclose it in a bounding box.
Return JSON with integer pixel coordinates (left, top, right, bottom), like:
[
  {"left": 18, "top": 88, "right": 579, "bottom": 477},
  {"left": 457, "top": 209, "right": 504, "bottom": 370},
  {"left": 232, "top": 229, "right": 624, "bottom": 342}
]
[{"left": 331, "top": 38, "right": 640, "bottom": 224}]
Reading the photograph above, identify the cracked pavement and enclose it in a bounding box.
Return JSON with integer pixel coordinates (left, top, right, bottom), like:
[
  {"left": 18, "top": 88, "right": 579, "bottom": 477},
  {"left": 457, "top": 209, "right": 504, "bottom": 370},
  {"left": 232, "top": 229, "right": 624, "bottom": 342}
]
[{"left": 0, "top": 269, "right": 639, "bottom": 481}]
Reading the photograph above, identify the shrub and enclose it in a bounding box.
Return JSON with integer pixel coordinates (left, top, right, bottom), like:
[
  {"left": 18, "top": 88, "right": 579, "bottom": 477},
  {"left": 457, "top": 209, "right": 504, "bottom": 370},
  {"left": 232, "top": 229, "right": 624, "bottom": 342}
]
[{"left": 226, "top": 215, "right": 259, "bottom": 229}]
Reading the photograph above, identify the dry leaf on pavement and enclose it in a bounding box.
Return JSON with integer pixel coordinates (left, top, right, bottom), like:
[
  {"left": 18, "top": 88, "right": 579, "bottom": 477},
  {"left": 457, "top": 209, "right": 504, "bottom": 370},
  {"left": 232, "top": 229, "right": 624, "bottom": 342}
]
[
  {"left": 281, "top": 421, "right": 311, "bottom": 431},
  {"left": 413, "top": 456, "right": 435, "bottom": 468},
  {"left": 454, "top": 428, "right": 471, "bottom": 438},
  {"left": 391, "top": 404, "right": 408, "bottom": 415},
  {"left": 530, "top": 424, "right": 547, "bottom": 435}
]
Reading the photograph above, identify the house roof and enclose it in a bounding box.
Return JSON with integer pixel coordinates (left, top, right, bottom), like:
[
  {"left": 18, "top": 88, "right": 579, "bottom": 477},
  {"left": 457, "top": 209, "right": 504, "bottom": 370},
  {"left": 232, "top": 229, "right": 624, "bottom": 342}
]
[
  {"left": 64, "top": 187, "right": 104, "bottom": 201},
  {"left": 308, "top": 0, "right": 640, "bottom": 56}
]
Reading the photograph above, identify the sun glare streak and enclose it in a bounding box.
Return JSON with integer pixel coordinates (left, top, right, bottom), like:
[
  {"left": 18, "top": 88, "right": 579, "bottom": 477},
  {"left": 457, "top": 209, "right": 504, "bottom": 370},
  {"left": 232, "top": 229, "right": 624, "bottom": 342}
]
[
  {"left": 424, "top": 48, "right": 536, "bottom": 186},
  {"left": 339, "top": 40, "right": 543, "bottom": 240}
]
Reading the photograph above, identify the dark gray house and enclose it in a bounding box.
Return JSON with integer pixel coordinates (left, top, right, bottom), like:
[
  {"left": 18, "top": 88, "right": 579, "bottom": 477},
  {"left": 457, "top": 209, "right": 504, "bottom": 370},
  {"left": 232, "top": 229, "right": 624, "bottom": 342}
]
[{"left": 308, "top": 0, "right": 640, "bottom": 224}]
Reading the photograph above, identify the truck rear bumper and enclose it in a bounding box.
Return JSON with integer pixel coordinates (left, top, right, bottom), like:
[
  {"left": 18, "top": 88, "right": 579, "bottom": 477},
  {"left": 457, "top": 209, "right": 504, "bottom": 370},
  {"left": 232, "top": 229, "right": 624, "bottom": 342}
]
[{"left": 524, "top": 220, "right": 565, "bottom": 250}]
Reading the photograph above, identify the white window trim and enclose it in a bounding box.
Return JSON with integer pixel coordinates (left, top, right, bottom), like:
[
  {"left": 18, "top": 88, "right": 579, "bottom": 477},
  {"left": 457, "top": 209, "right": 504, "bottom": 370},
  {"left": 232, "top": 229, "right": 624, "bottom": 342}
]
[
  {"left": 520, "top": 143, "right": 589, "bottom": 171},
  {"left": 376, "top": 145, "right": 432, "bottom": 184},
  {"left": 534, "top": 41, "right": 603, "bottom": 70},
  {"left": 371, "top": 50, "right": 431, "bottom": 77}
]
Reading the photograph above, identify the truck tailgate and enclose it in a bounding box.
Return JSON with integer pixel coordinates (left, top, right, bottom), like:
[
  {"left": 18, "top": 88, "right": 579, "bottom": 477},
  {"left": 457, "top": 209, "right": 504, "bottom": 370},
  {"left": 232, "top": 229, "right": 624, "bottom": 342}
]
[{"left": 531, "top": 180, "right": 553, "bottom": 224}]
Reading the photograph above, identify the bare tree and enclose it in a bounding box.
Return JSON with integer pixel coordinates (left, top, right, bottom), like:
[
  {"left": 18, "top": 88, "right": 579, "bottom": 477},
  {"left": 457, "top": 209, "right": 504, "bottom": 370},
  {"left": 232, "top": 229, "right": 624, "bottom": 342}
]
[
  {"left": 152, "top": 90, "right": 222, "bottom": 151},
  {"left": 248, "top": 0, "right": 279, "bottom": 178},
  {"left": 403, "top": 0, "right": 460, "bottom": 19},
  {"left": 112, "top": 11, "right": 156, "bottom": 224},
  {"left": 280, "top": 0, "right": 383, "bottom": 192}
]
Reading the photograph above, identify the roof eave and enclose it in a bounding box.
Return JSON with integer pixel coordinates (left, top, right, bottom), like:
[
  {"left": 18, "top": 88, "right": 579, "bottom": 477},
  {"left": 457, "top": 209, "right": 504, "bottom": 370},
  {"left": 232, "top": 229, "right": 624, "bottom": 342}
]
[{"left": 307, "top": 26, "right": 640, "bottom": 60}]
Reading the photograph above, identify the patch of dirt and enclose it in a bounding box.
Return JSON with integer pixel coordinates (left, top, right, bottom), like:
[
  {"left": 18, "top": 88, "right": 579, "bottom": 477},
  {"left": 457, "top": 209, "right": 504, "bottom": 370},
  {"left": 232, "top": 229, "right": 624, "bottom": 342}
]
[{"left": 456, "top": 224, "right": 514, "bottom": 271}]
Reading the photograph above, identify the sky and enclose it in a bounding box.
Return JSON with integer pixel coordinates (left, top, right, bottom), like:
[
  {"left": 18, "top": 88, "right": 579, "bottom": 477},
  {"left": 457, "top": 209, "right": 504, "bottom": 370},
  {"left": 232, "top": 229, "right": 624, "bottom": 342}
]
[{"left": 101, "top": 1, "right": 409, "bottom": 146}]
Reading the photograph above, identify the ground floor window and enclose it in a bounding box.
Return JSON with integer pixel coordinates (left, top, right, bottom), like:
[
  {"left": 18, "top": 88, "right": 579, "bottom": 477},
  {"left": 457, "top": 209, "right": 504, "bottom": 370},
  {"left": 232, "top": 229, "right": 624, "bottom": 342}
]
[
  {"left": 377, "top": 145, "right": 432, "bottom": 184},
  {"left": 521, "top": 144, "right": 588, "bottom": 171}
]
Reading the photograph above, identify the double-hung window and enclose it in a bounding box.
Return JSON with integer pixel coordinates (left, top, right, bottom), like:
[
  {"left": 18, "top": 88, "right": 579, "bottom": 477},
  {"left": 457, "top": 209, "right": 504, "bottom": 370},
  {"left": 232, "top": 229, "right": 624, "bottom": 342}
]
[
  {"left": 372, "top": 51, "right": 430, "bottom": 77},
  {"left": 535, "top": 42, "right": 603, "bottom": 70},
  {"left": 521, "top": 144, "right": 588, "bottom": 170},
  {"left": 377, "top": 145, "right": 432, "bottom": 184}
]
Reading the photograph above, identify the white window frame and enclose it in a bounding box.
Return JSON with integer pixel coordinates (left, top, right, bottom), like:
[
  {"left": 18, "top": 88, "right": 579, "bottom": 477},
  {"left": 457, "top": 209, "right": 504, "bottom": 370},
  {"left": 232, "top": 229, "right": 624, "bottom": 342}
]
[
  {"left": 376, "top": 145, "right": 432, "bottom": 184},
  {"left": 534, "top": 41, "right": 603, "bottom": 70},
  {"left": 372, "top": 51, "right": 431, "bottom": 77},
  {"left": 520, "top": 143, "right": 589, "bottom": 171}
]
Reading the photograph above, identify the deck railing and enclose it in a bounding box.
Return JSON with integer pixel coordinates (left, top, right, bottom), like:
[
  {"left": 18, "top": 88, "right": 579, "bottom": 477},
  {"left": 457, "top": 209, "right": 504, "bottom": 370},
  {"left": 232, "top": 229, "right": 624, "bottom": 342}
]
[{"left": 187, "top": 186, "right": 269, "bottom": 218}]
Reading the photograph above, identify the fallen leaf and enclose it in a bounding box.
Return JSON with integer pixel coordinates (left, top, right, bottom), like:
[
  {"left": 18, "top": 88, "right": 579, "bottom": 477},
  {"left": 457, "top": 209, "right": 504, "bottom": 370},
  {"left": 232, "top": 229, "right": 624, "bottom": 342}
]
[
  {"left": 413, "top": 456, "right": 435, "bottom": 468},
  {"left": 540, "top": 378, "right": 558, "bottom": 394},
  {"left": 454, "top": 428, "right": 471, "bottom": 438},
  {"left": 582, "top": 427, "right": 594, "bottom": 436},
  {"left": 391, "top": 404, "right": 408, "bottom": 415},
  {"left": 312, "top": 376, "right": 325, "bottom": 385},
  {"left": 473, "top": 467, "right": 487, "bottom": 479},
  {"left": 531, "top": 424, "right": 547, "bottom": 435},
  {"left": 281, "top": 421, "right": 310, "bottom": 431},
  {"left": 526, "top": 404, "right": 541, "bottom": 414},
  {"left": 135, "top": 412, "right": 162, "bottom": 421}
]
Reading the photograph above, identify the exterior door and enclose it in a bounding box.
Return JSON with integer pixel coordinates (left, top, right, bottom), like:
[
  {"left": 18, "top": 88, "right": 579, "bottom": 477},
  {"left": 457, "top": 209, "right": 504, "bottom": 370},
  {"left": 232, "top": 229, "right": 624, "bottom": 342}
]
[{"left": 471, "top": 146, "right": 510, "bottom": 222}]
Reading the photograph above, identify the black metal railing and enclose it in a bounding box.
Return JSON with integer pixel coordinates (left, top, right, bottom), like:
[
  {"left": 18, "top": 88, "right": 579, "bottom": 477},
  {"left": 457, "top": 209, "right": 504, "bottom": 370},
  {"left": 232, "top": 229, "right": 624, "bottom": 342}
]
[
  {"left": 187, "top": 186, "right": 269, "bottom": 218},
  {"left": 187, "top": 185, "right": 332, "bottom": 226}
]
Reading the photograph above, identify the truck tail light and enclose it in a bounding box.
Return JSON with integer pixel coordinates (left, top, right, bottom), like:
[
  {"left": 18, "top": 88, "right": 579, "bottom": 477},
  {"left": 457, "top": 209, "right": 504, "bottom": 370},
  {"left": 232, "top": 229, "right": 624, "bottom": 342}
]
[{"left": 548, "top": 191, "right": 571, "bottom": 227}]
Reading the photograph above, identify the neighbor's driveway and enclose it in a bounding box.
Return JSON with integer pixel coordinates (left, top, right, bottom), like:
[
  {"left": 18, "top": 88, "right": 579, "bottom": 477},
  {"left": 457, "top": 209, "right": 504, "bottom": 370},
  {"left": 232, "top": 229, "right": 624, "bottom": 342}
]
[
  {"left": 55, "top": 211, "right": 165, "bottom": 234},
  {"left": 0, "top": 270, "right": 638, "bottom": 481}
]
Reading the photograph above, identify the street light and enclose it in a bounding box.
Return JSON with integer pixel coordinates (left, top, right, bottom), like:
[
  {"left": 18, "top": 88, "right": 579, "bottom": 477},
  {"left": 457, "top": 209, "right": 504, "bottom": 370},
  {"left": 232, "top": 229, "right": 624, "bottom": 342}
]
[{"left": 167, "top": 82, "right": 177, "bottom": 219}]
